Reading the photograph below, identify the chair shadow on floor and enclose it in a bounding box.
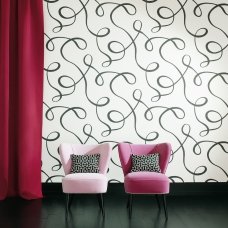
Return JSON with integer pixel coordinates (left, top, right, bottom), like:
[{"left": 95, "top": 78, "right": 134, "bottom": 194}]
[
  {"left": 64, "top": 207, "right": 105, "bottom": 228},
  {"left": 127, "top": 209, "right": 168, "bottom": 228}
]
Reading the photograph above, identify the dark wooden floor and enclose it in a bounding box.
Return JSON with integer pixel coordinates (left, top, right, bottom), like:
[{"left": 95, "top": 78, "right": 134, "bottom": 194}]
[{"left": 0, "top": 193, "right": 228, "bottom": 228}]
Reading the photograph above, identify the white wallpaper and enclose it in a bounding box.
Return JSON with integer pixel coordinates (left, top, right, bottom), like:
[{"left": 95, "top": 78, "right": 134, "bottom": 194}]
[{"left": 42, "top": 0, "right": 228, "bottom": 183}]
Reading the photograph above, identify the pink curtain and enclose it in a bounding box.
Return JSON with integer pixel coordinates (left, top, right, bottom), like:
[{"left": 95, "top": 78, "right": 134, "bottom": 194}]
[{"left": 0, "top": 0, "right": 44, "bottom": 199}]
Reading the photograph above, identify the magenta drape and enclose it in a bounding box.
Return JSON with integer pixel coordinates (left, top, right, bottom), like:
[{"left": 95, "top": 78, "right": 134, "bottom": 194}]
[{"left": 0, "top": 0, "right": 44, "bottom": 199}]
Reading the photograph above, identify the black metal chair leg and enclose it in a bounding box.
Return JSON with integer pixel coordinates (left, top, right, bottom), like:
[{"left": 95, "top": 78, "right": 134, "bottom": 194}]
[
  {"left": 65, "top": 193, "right": 70, "bottom": 219},
  {"left": 155, "top": 194, "right": 161, "bottom": 210},
  {"left": 68, "top": 194, "right": 74, "bottom": 210},
  {"left": 97, "top": 194, "right": 102, "bottom": 210},
  {"left": 127, "top": 194, "right": 130, "bottom": 208},
  {"left": 162, "top": 194, "right": 168, "bottom": 220},
  {"left": 100, "top": 194, "right": 105, "bottom": 217},
  {"left": 97, "top": 194, "right": 105, "bottom": 217},
  {"left": 128, "top": 194, "right": 133, "bottom": 218}
]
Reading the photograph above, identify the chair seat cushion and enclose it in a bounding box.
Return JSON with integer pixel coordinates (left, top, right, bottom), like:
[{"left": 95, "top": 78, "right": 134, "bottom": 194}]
[
  {"left": 124, "top": 172, "right": 170, "bottom": 194},
  {"left": 62, "top": 173, "right": 108, "bottom": 193}
]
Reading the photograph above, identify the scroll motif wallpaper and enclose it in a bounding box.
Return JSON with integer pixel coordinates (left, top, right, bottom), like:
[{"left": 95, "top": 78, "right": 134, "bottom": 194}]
[{"left": 42, "top": 0, "right": 228, "bottom": 183}]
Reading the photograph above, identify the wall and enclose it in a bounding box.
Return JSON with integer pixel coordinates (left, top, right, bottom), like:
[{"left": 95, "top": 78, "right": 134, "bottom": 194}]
[{"left": 42, "top": 0, "right": 228, "bottom": 183}]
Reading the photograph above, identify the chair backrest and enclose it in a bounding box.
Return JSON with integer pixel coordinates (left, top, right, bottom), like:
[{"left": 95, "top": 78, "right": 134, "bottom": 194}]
[
  {"left": 59, "top": 143, "right": 112, "bottom": 175},
  {"left": 118, "top": 143, "right": 171, "bottom": 176}
]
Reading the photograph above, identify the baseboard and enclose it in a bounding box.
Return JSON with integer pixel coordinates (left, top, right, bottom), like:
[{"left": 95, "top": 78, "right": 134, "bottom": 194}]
[
  {"left": 169, "top": 182, "right": 228, "bottom": 196},
  {"left": 42, "top": 183, "right": 63, "bottom": 196},
  {"left": 42, "top": 182, "right": 228, "bottom": 196}
]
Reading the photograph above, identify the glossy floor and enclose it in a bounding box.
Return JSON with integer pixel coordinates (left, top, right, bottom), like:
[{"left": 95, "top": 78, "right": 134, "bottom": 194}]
[{"left": 0, "top": 193, "right": 228, "bottom": 228}]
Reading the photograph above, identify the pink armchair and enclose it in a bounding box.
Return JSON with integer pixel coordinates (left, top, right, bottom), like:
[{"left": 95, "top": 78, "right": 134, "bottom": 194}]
[
  {"left": 118, "top": 143, "right": 171, "bottom": 219},
  {"left": 59, "top": 143, "right": 111, "bottom": 218}
]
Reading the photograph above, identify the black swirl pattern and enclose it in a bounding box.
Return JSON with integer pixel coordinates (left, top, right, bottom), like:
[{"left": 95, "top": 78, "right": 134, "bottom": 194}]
[{"left": 42, "top": 0, "right": 228, "bottom": 183}]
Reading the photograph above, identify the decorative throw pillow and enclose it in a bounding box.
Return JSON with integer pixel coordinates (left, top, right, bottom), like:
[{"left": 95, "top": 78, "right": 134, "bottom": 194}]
[
  {"left": 131, "top": 153, "right": 161, "bottom": 173},
  {"left": 70, "top": 154, "right": 100, "bottom": 173}
]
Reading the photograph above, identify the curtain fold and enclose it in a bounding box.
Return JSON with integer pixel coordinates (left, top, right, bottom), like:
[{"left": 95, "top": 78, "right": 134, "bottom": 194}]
[{"left": 0, "top": 0, "right": 44, "bottom": 200}]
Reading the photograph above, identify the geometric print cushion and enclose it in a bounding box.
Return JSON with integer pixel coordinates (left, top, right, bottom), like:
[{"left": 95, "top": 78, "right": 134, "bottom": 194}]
[
  {"left": 131, "top": 153, "right": 161, "bottom": 173},
  {"left": 70, "top": 154, "right": 100, "bottom": 173}
]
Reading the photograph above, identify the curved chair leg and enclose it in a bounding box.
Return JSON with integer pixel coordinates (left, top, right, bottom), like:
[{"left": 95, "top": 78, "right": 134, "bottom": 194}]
[
  {"left": 155, "top": 194, "right": 161, "bottom": 210},
  {"left": 128, "top": 194, "right": 133, "bottom": 218},
  {"left": 162, "top": 194, "right": 168, "bottom": 220},
  {"left": 97, "top": 194, "right": 105, "bottom": 217}
]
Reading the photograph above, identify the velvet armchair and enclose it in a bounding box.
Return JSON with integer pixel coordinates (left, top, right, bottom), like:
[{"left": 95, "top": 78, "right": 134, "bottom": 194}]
[
  {"left": 118, "top": 142, "right": 171, "bottom": 219},
  {"left": 59, "top": 143, "right": 112, "bottom": 218}
]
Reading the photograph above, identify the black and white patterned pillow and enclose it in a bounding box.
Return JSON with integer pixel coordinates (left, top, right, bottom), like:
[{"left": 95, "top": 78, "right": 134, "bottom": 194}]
[
  {"left": 70, "top": 154, "right": 100, "bottom": 173},
  {"left": 131, "top": 153, "right": 161, "bottom": 173}
]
